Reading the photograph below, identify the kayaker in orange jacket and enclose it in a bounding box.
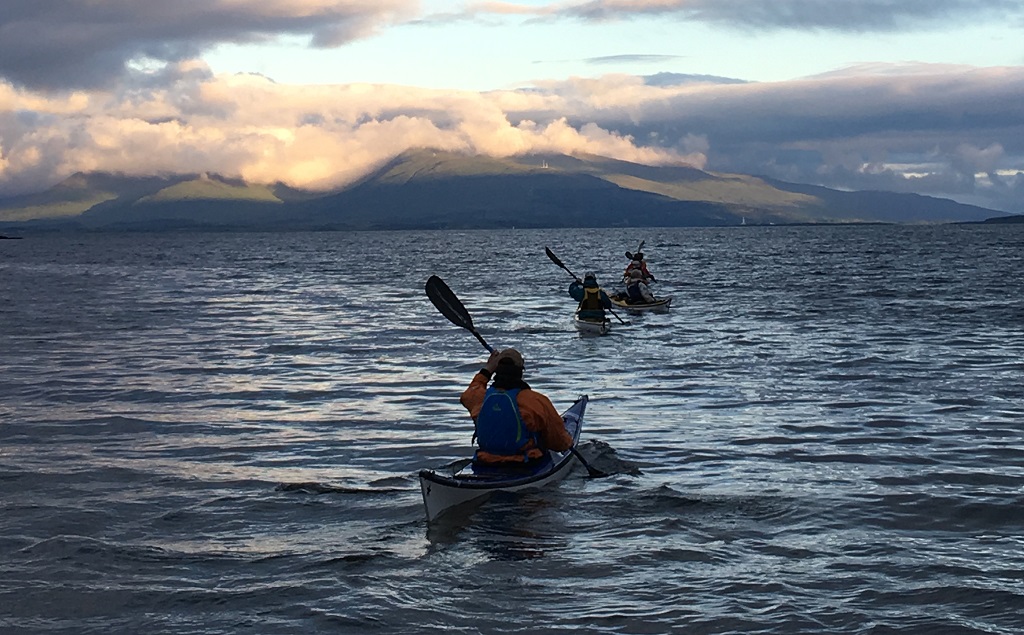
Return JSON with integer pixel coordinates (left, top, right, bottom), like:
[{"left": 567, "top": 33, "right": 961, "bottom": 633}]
[
  {"left": 623, "top": 252, "right": 655, "bottom": 283},
  {"left": 460, "top": 348, "right": 572, "bottom": 464}
]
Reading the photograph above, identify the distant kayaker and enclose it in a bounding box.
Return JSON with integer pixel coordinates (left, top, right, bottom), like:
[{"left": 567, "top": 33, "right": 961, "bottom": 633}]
[
  {"left": 623, "top": 252, "right": 655, "bottom": 283},
  {"left": 460, "top": 348, "right": 573, "bottom": 466},
  {"left": 625, "top": 268, "right": 656, "bottom": 304},
  {"left": 569, "top": 272, "right": 612, "bottom": 321}
]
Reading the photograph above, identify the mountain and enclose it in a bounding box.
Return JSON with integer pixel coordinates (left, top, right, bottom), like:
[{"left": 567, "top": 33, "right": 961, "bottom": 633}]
[
  {"left": 0, "top": 150, "right": 1015, "bottom": 231},
  {"left": 981, "top": 214, "right": 1024, "bottom": 224}
]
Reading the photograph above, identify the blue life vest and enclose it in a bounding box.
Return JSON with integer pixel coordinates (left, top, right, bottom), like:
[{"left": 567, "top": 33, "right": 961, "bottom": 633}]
[{"left": 475, "top": 386, "right": 538, "bottom": 459}]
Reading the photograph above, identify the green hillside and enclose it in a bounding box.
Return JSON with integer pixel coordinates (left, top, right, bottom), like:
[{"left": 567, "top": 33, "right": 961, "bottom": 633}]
[
  {"left": 138, "top": 178, "right": 283, "bottom": 204},
  {"left": 0, "top": 150, "right": 1013, "bottom": 230},
  {"left": 0, "top": 193, "right": 117, "bottom": 221},
  {"left": 370, "top": 151, "right": 537, "bottom": 184}
]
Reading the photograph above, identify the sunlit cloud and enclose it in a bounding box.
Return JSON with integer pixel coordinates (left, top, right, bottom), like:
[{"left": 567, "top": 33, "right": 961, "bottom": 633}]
[
  {"left": 2, "top": 62, "right": 1022, "bottom": 212},
  {"left": 0, "top": 63, "right": 694, "bottom": 196}
]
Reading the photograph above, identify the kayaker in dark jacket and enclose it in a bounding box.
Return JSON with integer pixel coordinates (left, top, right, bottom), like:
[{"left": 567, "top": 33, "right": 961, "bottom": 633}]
[
  {"left": 460, "top": 348, "right": 572, "bottom": 464},
  {"left": 568, "top": 272, "right": 612, "bottom": 320},
  {"left": 625, "top": 268, "right": 656, "bottom": 304}
]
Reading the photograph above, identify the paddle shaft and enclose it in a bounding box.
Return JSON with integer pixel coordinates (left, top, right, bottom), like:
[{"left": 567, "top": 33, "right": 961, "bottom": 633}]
[
  {"left": 470, "top": 330, "right": 494, "bottom": 353},
  {"left": 570, "top": 447, "right": 606, "bottom": 478},
  {"left": 625, "top": 239, "right": 645, "bottom": 260}
]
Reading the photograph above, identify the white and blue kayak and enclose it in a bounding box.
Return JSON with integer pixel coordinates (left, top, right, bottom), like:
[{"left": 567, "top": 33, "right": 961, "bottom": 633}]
[
  {"left": 573, "top": 313, "right": 612, "bottom": 335},
  {"left": 419, "top": 395, "right": 589, "bottom": 521},
  {"left": 610, "top": 293, "right": 672, "bottom": 312}
]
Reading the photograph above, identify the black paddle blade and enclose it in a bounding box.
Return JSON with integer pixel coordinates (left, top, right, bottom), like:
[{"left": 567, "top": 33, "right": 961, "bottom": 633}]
[
  {"left": 626, "top": 241, "right": 645, "bottom": 260},
  {"left": 425, "top": 275, "right": 496, "bottom": 353},
  {"left": 545, "top": 246, "right": 577, "bottom": 280},
  {"left": 544, "top": 246, "right": 564, "bottom": 269},
  {"left": 425, "top": 275, "right": 473, "bottom": 330}
]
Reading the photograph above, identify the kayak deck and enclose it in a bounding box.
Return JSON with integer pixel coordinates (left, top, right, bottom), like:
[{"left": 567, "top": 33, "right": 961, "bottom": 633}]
[
  {"left": 609, "top": 294, "right": 672, "bottom": 311},
  {"left": 573, "top": 313, "right": 611, "bottom": 335},
  {"left": 419, "top": 394, "right": 588, "bottom": 521}
]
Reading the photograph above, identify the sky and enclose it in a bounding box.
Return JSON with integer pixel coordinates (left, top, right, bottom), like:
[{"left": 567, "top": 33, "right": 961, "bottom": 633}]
[{"left": 1, "top": 1, "right": 1022, "bottom": 213}]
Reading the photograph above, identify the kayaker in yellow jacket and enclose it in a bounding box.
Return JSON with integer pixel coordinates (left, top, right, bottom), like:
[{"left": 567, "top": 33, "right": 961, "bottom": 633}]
[
  {"left": 568, "top": 272, "right": 612, "bottom": 321},
  {"left": 460, "top": 348, "right": 573, "bottom": 465}
]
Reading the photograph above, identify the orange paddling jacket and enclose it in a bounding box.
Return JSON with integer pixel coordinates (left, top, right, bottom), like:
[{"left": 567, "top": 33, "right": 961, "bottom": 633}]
[{"left": 460, "top": 370, "right": 573, "bottom": 463}]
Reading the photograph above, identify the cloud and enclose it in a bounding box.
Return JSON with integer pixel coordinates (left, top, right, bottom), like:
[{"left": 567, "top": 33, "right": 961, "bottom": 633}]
[
  {"left": 4, "top": 1, "right": 1022, "bottom": 94},
  {"left": 462, "top": 2, "right": 553, "bottom": 16},
  {"left": 0, "top": 0, "right": 417, "bottom": 91},
  {"left": 0, "top": 62, "right": 693, "bottom": 196},
  {"left": 436, "top": 0, "right": 1023, "bottom": 33},
  {"left": 506, "top": 0, "right": 1022, "bottom": 32},
  {"left": 2, "top": 62, "right": 1022, "bottom": 213},
  {"left": 584, "top": 54, "right": 687, "bottom": 65}
]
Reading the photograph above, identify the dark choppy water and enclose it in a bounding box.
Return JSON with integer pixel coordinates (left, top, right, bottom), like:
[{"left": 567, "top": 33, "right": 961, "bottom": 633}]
[{"left": 2, "top": 225, "right": 1023, "bottom": 634}]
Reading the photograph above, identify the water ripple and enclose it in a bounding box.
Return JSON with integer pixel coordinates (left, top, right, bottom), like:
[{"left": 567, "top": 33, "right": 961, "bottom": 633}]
[{"left": 2, "top": 226, "right": 1024, "bottom": 633}]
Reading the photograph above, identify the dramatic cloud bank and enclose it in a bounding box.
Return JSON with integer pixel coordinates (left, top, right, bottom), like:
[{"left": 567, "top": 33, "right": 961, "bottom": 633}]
[
  {"left": 0, "top": 0, "right": 416, "bottom": 90},
  {"left": 456, "top": 0, "right": 1022, "bottom": 32},
  {"left": 1, "top": 1, "right": 1022, "bottom": 213},
  {"left": 4, "top": 1, "right": 1021, "bottom": 92},
  {"left": 2, "top": 62, "right": 1021, "bottom": 212},
  {"left": 0, "top": 60, "right": 695, "bottom": 193}
]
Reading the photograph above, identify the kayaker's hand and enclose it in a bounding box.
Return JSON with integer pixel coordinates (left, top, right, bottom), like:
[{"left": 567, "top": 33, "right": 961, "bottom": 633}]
[{"left": 484, "top": 351, "right": 501, "bottom": 373}]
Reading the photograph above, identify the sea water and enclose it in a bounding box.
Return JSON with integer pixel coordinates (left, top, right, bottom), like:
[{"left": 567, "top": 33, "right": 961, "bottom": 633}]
[{"left": 1, "top": 225, "right": 1023, "bottom": 634}]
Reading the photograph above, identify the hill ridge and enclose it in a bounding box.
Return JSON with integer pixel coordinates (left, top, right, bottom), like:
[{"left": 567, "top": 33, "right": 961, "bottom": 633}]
[{"left": 0, "top": 150, "right": 1014, "bottom": 230}]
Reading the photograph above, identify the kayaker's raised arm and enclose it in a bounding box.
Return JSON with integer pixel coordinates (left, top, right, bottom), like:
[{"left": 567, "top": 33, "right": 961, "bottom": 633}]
[{"left": 460, "top": 350, "right": 501, "bottom": 417}]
